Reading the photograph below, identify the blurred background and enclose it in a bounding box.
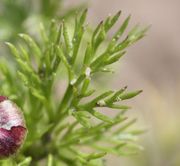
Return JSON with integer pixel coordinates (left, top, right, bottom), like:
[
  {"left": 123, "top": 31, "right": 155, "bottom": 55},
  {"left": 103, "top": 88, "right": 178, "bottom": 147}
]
[
  {"left": 0, "top": 0, "right": 180, "bottom": 165},
  {"left": 84, "top": 1, "right": 180, "bottom": 166}
]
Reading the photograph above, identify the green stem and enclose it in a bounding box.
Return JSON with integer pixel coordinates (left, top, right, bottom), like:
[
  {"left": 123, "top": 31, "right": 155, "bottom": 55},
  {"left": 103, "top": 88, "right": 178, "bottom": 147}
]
[{"left": 57, "top": 85, "right": 73, "bottom": 114}]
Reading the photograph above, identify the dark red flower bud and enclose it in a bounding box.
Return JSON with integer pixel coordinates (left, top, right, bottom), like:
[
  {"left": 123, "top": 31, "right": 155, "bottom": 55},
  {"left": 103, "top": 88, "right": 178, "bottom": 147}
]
[{"left": 0, "top": 96, "right": 27, "bottom": 158}]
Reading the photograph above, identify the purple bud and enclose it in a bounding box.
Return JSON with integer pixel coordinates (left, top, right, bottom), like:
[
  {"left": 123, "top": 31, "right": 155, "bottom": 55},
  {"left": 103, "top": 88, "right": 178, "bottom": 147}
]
[{"left": 0, "top": 96, "right": 27, "bottom": 158}]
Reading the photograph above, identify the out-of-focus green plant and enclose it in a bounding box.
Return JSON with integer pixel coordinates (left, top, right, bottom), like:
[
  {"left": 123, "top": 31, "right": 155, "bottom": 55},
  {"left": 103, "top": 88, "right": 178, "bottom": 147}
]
[
  {"left": 0, "top": 9, "right": 147, "bottom": 165},
  {"left": 0, "top": 0, "right": 84, "bottom": 42}
]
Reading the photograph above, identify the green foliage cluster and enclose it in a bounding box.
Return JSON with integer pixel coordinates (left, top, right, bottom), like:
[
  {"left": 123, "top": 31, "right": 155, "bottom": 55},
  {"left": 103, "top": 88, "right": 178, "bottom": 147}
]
[
  {"left": 0, "top": 8, "right": 147, "bottom": 166},
  {"left": 0, "top": 0, "right": 84, "bottom": 42}
]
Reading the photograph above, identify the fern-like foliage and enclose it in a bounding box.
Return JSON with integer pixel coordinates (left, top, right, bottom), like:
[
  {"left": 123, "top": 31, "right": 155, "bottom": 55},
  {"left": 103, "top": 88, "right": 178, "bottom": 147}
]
[{"left": 0, "top": 10, "right": 148, "bottom": 166}]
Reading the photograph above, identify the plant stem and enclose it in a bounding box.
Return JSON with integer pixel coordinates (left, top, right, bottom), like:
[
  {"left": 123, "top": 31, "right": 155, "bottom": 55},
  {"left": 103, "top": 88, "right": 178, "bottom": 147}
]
[{"left": 57, "top": 85, "right": 73, "bottom": 113}]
